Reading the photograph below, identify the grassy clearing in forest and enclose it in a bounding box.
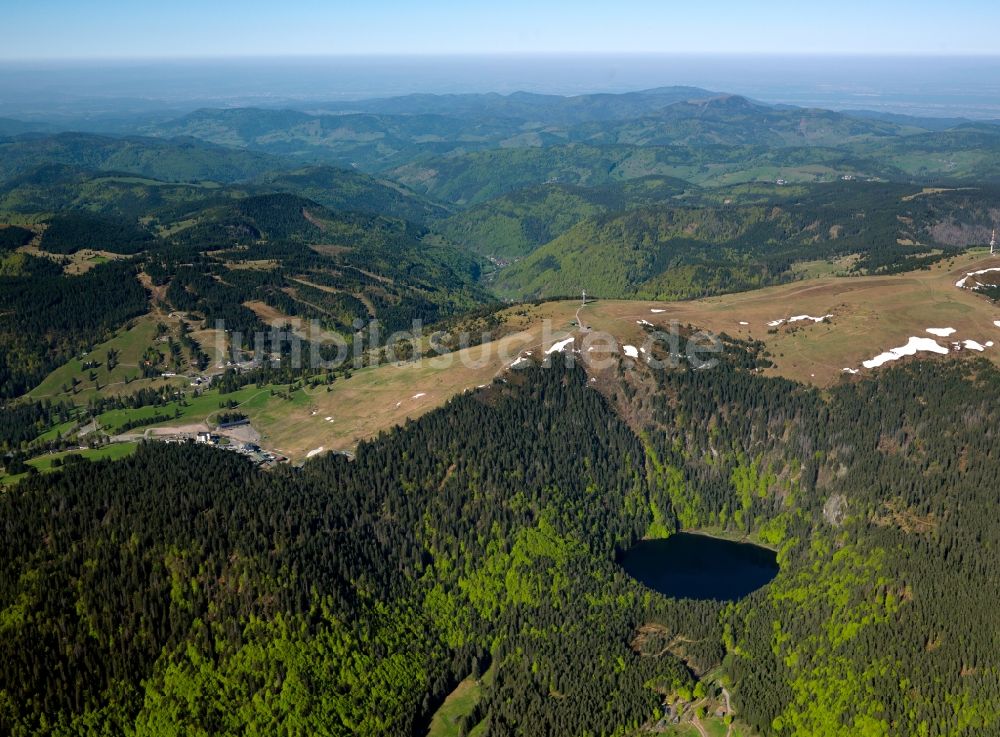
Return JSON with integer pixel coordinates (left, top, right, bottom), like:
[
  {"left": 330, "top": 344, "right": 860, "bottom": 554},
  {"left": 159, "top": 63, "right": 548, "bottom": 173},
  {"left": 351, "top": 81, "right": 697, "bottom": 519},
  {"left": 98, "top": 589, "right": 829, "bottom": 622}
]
[
  {"left": 427, "top": 677, "right": 483, "bottom": 737},
  {"left": 1, "top": 441, "right": 139, "bottom": 486},
  {"left": 27, "top": 315, "right": 186, "bottom": 402}
]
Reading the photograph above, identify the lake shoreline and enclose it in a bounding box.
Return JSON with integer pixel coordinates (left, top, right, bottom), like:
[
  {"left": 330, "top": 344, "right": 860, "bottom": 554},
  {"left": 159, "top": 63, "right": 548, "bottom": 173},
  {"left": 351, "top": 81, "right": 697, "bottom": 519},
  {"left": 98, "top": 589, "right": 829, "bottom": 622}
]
[
  {"left": 621, "top": 532, "right": 779, "bottom": 601},
  {"left": 679, "top": 526, "right": 780, "bottom": 553}
]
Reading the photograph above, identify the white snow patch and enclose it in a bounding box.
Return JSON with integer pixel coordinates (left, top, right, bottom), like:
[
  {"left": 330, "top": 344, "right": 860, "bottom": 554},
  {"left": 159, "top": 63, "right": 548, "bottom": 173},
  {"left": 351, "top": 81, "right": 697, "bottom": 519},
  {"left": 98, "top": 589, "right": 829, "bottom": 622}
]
[
  {"left": 622, "top": 345, "right": 639, "bottom": 358},
  {"left": 412, "top": 393, "right": 426, "bottom": 399},
  {"left": 306, "top": 447, "right": 324, "bottom": 459},
  {"left": 768, "top": 314, "right": 831, "bottom": 327},
  {"left": 988, "top": 342, "right": 995, "bottom": 348},
  {"left": 739, "top": 321, "right": 750, "bottom": 326},
  {"left": 862, "top": 337, "right": 949, "bottom": 369},
  {"left": 637, "top": 319, "right": 653, "bottom": 327},
  {"left": 650, "top": 308, "right": 666, "bottom": 313},
  {"left": 324, "top": 416, "right": 333, "bottom": 421},
  {"left": 956, "top": 267, "right": 1000, "bottom": 288},
  {"left": 963, "top": 340, "right": 987, "bottom": 352},
  {"left": 842, "top": 368, "right": 860, "bottom": 375},
  {"left": 994, "top": 321, "right": 1000, "bottom": 328},
  {"left": 926, "top": 327, "right": 956, "bottom": 337},
  {"left": 510, "top": 356, "right": 531, "bottom": 368},
  {"left": 545, "top": 337, "right": 574, "bottom": 354}
]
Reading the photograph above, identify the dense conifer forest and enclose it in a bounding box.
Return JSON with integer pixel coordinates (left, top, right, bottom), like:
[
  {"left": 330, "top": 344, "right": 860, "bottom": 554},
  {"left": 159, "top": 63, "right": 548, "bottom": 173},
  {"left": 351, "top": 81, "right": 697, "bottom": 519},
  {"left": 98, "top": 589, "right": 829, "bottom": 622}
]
[
  {"left": 3, "top": 352, "right": 999, "bottom": 736},
  {"left": 0, "top": 225, "right": 33, "bottom": 252},
  {"left": 0, "top": 258, "right": 148, "bottom": 398},
  {"left": 40, "top": 212, "right": 155, "bottom": 255}
]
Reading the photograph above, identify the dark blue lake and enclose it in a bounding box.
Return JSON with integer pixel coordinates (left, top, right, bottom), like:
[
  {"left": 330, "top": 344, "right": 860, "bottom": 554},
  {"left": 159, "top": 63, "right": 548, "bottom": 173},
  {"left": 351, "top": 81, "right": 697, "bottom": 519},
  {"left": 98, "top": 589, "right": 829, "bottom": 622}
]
[{"left": 619, "top": 533, "right": 778, "bottom": 601}]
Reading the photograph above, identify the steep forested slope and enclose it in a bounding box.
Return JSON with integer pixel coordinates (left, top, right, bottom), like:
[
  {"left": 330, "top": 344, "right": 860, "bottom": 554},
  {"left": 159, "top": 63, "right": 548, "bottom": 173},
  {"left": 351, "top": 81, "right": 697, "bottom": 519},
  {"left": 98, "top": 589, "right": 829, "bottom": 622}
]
[
  {"left": 0, "top": 179, "right": 488, "bottom": 399},
  {"left": 158, "top": 192, "right": 489, "bottom": 336},
  {"left": 435, "top": 177, "right": 692, "bottom": 260},
  {"left": 259, "top": 165, "right": 450, "bottom": 224},
  {"left": 0, "top": 364, "right": 704, "bottom": 736},
  {"left": 0, "top": 257, "right": 148, "bottom": 398},
  {"left": 493, "top": 182, "right": 994, "bottom": 300},
  {"left": 3, "top": 353, "right": 1000, "bottom": 736},
  {"left": 0, "top": 225, "right": 33, "bottom": 253}
]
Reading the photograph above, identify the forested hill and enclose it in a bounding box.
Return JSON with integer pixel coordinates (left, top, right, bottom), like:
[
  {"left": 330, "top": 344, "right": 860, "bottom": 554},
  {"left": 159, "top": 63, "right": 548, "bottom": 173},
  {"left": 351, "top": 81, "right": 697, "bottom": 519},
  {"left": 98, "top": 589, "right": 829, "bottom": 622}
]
[
  {"left": 257, "top": 165, "right": 450, "bottom": 224},
  {"left": 434, "top": 177, "right": 693, "bottom": 259},
  {"left": 0, "top": 257, "right": 148, "bottom": 398},
  {"left": 0, "top": 186, "right": 488, "bottom": 400},
  {"left": 491, "top": 182, "right": 997, "bottom": 300},
  {"left": 0, "top": 132, "right": 285, "bottom": 183},
  {"left": 3, "top": 353, "right": 1000, "bottom": 736},
  {"left": 0, "top": 364, "right": 692, "bottom": 736}
]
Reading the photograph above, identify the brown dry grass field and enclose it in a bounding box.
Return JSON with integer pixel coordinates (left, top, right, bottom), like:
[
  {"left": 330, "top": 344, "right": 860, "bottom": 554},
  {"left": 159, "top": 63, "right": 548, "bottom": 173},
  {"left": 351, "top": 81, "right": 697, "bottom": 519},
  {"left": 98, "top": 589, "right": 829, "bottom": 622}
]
[
  {"left": 228, "top": 251, "right": 1000, "bottom": 461},
  {"left": 76, "top": 251, "right": 1000, "bottom": 462},
  {"left": 578, "top": 251, "right": 1000, "bottom": 385},
  {"left": 256, "top": 315, "right": 578, "bottom": 460}
]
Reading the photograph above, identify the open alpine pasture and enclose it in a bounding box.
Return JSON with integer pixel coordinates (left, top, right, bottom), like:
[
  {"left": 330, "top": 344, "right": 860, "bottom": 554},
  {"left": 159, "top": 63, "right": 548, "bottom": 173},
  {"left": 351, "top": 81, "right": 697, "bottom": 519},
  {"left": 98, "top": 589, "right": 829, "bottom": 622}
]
[{"left": 10, "top": 250, "right": 1000, "bottom": 463}]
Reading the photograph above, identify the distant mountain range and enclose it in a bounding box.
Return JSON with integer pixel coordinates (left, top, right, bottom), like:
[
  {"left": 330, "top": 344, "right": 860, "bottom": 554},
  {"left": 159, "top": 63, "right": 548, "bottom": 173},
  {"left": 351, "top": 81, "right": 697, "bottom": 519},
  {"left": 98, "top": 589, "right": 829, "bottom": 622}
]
[
  {"left": 129, "top": 90, "right": 944, "bottom": 169},
  {"left": 3, "top": 88, "right": 998, "bottom": 181},
  {"left": 3, "top": 86, "right": 1000, "bottom": 311},
  {"left": 305, "top": 86, "right": 726, "bottom": 123}
]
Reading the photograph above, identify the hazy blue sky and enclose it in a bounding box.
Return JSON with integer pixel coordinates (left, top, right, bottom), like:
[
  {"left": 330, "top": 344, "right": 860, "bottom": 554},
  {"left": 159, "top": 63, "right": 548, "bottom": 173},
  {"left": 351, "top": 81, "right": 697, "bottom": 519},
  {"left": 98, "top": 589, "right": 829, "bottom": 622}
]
[{"left": 5, "top": 0, "right": 1000, "bottom": 59}]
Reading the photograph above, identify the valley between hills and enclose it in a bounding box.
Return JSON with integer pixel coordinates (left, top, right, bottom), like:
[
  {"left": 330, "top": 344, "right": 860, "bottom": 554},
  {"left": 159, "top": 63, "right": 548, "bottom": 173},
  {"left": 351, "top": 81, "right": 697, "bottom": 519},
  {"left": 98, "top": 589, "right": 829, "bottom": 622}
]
[{"left": 4, "top": 78, "right": 1000, "bottom": 737}]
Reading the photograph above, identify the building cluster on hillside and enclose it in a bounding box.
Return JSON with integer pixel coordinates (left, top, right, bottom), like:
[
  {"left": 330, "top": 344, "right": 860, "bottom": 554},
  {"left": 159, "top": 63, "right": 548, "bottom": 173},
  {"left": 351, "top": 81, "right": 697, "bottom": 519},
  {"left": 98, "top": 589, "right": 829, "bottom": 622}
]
[{"left": 167, "top": 431, "right": 285, "bottom": 466}]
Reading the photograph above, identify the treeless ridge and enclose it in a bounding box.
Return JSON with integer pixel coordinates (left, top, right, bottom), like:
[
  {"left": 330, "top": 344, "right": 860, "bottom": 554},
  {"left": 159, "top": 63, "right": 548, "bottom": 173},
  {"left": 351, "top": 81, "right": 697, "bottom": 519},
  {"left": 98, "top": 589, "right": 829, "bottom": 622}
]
[{"left": 139, "top": 252, "right": 1000, "bottom": 461}]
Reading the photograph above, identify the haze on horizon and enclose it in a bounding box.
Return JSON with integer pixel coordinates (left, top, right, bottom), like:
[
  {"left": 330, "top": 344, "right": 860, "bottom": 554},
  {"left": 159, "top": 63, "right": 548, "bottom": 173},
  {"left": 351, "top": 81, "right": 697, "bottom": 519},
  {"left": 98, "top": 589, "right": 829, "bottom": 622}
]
[
  {"left": 5, "top": 0, "right": 1000, "bottom": 60},
  {"left": 4, "top": 2, "right": 1000, "bottom": 120},
  {"left": 3, "top": 54, "right": 1000, "bottom": 121}
]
